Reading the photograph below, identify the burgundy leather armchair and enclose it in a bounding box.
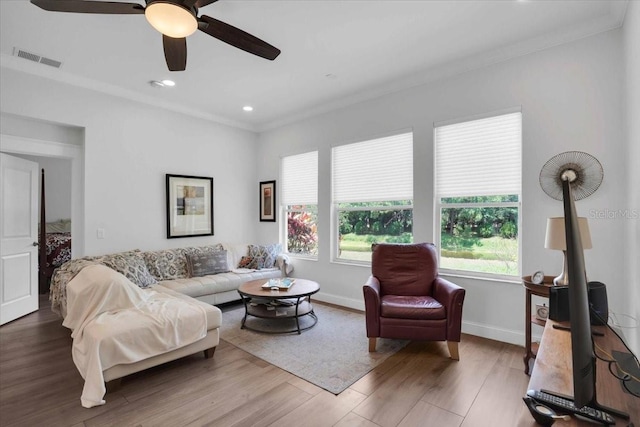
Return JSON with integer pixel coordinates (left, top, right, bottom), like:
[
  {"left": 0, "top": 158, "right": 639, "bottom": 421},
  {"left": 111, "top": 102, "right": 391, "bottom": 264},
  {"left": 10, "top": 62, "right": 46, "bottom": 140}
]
[{"left": 363, "top": 243, "right": 466, "bottom": 360}]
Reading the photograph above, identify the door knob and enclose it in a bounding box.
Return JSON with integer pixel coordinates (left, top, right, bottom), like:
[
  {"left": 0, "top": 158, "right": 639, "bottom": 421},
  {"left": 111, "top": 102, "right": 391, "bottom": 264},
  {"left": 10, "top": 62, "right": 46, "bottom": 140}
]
[{"left": 32, "top": 242, "right": 39, "bottom": 246}]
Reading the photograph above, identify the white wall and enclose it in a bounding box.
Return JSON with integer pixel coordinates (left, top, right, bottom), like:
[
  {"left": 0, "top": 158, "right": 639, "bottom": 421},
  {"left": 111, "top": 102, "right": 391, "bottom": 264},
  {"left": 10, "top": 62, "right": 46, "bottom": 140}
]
[
  {"left": 10, "top": 154, "right": 72, "bottom": 222},
  {"left": 2, "top": 113, "right": 80, "bottom": 224},
  {"left": 0, "top": 68, "right": 260, "bottom": 256},
  {"left": 623, "top": 1, "right": 640, "bottom": 357},
  {"left": 257, "top": 29, "right": 629, "bottom": 346},
  {"left": 1, "top": 112, "right": 84, "bottom": 146}
]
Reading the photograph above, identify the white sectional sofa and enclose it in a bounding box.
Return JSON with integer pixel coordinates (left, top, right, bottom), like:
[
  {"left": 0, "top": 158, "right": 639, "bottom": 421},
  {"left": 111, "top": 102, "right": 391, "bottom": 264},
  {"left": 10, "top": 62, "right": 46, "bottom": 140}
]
[
  {"left": 50, "top": 242, "right": 287, "bottom": 317},
  {"left": 49, "top": 242, "right": 289, "bottom": 401}
]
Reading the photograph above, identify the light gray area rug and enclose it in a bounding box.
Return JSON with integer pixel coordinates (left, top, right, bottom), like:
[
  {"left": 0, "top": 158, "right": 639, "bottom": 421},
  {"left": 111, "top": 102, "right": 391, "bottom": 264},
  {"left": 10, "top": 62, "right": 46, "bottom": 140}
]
[{"left": 220, "top": 303, "right": 409, "bottom": 394}]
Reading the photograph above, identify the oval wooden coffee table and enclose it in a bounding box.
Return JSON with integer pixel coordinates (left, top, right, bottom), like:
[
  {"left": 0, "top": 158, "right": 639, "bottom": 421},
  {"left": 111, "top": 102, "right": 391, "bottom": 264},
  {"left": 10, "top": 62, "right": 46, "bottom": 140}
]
[{"left": 237, "top": 278, "right": 320, "bottom": 334}]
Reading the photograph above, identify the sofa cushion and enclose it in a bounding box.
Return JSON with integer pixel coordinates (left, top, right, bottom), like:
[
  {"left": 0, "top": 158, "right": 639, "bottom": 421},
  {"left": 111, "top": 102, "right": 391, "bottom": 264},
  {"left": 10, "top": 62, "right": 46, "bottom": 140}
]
[
  {"left": 158, "top": 269, "right": 281, "bottom": 299},
  {"left": 248, "top": 243, "right": 281, "bottom": 269},
  {"left": 380, "top": 295, "right": 445, "bottom": 320},
  {"left": 222, "top": 243, "right": 249, "bottom": 269},
  {"left": 100, "top": 251, "right": 157, "bottom": 288},
  {"left": 143, "top": 248, "right": 188, "bottom": 280},
  {"left": 186, "top": 250, "right": 229, "bottom": 277},
  {"left": 152, "top": 285, "right": 221, "bottom": 330}
]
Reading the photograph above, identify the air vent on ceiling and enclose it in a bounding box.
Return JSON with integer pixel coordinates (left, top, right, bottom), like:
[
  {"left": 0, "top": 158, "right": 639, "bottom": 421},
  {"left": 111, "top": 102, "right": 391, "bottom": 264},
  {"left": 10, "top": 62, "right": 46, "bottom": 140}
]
[{"left": 12, "top": 47, "right": 62, "bottom": 69}]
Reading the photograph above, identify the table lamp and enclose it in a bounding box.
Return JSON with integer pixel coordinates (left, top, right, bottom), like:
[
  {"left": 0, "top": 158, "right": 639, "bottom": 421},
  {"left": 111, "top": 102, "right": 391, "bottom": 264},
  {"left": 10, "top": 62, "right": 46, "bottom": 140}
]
[{"left": 545, "top": 217, "right": 592, "bottom": 286}]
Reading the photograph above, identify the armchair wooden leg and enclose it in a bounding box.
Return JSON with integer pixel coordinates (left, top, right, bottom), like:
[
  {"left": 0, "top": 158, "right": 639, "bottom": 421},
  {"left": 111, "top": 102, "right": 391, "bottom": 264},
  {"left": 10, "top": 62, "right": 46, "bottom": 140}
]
[
  {"left": 447, "top": 341, "right": 460, "bottom": 360},
  {"left": 369, "top": 337, "right": 377, "bottom": 352}
]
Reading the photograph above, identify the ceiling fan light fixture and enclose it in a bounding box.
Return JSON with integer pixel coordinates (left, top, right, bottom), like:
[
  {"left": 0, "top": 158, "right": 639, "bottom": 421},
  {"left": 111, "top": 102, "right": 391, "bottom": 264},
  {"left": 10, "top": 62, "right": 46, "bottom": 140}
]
[{"left": 145, "top": 1, "right": 197, "bottom": 38}]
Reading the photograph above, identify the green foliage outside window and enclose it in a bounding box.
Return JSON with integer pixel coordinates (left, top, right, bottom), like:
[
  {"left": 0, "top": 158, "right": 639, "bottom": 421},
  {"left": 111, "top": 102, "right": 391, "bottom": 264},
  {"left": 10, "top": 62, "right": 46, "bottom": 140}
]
[
  {"left": 337, "top": 201, "right": 413, "bottom": 261},
  {"left": 439, "top": 196, "right": 519, "bottom": 275}
]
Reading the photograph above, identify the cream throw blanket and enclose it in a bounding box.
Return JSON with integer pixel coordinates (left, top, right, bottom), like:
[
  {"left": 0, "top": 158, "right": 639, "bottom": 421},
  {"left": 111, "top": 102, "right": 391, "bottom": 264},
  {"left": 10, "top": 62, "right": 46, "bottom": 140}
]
[{"left": 63, "top": 265, "right": 207, "bottom": 408}]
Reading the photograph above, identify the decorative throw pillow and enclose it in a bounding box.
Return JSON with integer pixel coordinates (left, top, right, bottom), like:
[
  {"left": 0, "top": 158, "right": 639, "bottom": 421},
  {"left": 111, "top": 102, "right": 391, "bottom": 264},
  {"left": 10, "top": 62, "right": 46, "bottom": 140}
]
[
  {"left": 100, "top": 251, "right": 157, "bottom": 288},
  {"left": 186, "top": 250, "right": 229, "bottom": 277},
  {"left": 237, "top": 255, "right": 255, "bottom": 269},
  {"left": 252, "top": 256, "right": 267, "bottom": 270},
  {"left": 142, "top": 248, "right": 189, "bottom": 280},
  {"left": 185, "top": 244, "right": 225, "bottom": 258},
  {"left": 248, "top": 243, "right": 281, "bottom": 269}
]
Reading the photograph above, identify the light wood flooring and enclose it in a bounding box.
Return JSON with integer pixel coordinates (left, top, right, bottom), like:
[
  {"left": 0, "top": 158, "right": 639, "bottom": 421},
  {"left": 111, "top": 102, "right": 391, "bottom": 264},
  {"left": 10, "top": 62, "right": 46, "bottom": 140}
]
[{"left": 0, "top": 296, "right": 533, "bottom": 427}]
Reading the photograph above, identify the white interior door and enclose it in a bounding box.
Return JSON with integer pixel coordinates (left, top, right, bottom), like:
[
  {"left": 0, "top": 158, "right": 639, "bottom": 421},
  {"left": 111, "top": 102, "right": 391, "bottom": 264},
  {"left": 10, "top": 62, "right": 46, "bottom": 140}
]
[{"left": 0, "top": 153, "right": 39, "bottom": 325}]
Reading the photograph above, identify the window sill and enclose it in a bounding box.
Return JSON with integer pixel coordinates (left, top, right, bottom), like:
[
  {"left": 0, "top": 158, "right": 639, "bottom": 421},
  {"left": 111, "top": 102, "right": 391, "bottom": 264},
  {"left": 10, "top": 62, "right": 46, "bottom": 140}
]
[
  {"left": 286, "top": 254, "right": 318, "bottom": 262},
  {"left": 330, "top": 259, "right": 371, "bottom": 268},
  {"left": 439, "top": 270, "right": 521, "bottom": 285}
]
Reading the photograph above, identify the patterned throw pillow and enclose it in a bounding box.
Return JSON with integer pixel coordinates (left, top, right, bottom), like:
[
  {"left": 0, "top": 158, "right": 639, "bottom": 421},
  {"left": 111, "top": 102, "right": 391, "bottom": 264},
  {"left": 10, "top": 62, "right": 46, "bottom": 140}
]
[
  {"left": 237, "top": 255, "right": 266, "bottom": 270},
  {"left": 248, "top": 244, "right": 282, "bottom": 269},
  {"left": 253, "top": 256, "right": 266, "bottom": 269},
  {"left": 50, "top": 258, "right": 99, "bottom": 317},
  {"left": 143, "top": 248, "right": 189, "bottom": 280},
  {"left": 237, "top": 255, "right": 255, "bottom": 269},
  {"left": 186, "top": 250, "right": 229, "bottom": 277},
  {"left": 100, "top": 251, "right": 157, "bottom": 288},
  {"left": 185, "top": 244, "right": 225, "bottom": 257}
]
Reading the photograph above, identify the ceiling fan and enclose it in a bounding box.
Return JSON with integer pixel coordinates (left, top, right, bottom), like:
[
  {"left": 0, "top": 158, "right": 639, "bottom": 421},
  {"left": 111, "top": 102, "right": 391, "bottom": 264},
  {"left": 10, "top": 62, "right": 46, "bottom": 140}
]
[{"left": 30, "top": 0, "right": 281, "bottom": 71}]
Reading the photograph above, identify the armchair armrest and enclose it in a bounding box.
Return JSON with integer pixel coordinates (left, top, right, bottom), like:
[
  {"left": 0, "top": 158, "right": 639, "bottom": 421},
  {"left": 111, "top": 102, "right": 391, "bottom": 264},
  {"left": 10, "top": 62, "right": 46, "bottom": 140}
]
[
  {"left": 433, "top": 276, "right": 466, "bottom": 342},
  {"left": 363, "top": 276, "right": 381, "bottom": 337}
]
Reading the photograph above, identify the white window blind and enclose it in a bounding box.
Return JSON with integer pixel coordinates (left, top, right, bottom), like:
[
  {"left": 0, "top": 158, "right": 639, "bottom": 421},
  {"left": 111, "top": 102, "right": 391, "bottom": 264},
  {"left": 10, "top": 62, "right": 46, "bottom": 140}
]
[
  {"left": 281, "top": 151, "right": 318, "bottom": 205},
  {"left": 435, "top": 112, "right": 521, "bottom": 198},
  {"left": 333, "top": 132, "right": 413, "bottom": 203}
]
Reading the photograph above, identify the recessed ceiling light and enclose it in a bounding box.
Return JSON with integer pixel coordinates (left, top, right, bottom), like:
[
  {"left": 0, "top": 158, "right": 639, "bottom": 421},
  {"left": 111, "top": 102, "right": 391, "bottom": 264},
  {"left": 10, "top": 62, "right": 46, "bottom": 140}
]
[
  {"left": 149, "top": 79, "right": 175, "bottom": 88},
  {"left": 243, "top": 106, "right": 254, "bottom": 112}
]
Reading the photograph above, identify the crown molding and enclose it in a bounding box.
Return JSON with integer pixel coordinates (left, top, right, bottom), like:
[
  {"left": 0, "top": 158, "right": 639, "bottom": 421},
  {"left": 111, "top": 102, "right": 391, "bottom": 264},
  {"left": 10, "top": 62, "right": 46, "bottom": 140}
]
[
  {"left": 1, "top": 1, "right": 628, "bottom": 135},
  {"left": 0, "top": 53, "right": 257, "bottom": 133},
  {"left": 257, "top": 1, "right": 629, "bottom": 132}
]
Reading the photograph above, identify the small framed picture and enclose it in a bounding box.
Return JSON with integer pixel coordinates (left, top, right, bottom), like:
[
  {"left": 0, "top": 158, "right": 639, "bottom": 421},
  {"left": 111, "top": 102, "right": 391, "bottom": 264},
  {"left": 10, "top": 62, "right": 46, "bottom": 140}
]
[
  {"left": 259, "top": 180, "right": 276, "bottom": 222},
  {"left": 166, "top": 174, "right": 214, "bottom": 238}
]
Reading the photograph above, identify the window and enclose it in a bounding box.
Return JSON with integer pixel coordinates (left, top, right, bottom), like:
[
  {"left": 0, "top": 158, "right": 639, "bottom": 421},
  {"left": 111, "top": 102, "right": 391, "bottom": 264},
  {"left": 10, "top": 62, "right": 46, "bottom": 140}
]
[
  {"left": 435, "top": 111, "right": 522, "bottom": 277},
  {"left": 281, "top": 151, "right": 318, "bottom": 257},
  {"left": 332, "top": 132, "right": 413, "bottom": 262}
]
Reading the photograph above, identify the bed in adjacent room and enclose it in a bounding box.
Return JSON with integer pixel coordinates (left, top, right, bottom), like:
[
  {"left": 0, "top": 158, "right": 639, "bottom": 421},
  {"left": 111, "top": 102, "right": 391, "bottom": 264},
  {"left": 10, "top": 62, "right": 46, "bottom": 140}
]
[{"left": 38, "top": 168, "right": 72, "bottom": 293}]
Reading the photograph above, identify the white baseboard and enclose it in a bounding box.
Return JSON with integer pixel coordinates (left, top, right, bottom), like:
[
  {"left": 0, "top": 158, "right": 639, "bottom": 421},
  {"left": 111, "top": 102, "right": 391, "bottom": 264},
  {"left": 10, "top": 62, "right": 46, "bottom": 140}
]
[
  {"left": 461, "top": 320, "right": 526, "bottom": 346},
  {"left": 315, "top": 292, "right": 365, "bottom": 311},
  {"left": 314, "top": 291, "right": 532, "bottom": 347}
]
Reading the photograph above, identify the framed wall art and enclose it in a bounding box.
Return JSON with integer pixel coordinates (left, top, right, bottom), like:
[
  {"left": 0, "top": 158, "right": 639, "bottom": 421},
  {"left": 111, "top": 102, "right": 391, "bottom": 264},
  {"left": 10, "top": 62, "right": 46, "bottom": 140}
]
[
  {"left": 166, "top": 174, "right": 214, "bottom": 238},
  {"left": 259, "top": 180, "right": 276, "bottom": 222}
]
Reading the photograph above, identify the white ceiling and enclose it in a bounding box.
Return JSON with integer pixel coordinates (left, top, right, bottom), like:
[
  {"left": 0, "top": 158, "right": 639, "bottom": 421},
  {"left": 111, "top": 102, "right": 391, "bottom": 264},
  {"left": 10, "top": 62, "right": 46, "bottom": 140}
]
[{"left": 0, "top": 0, "right": 628, "bottom": 132}]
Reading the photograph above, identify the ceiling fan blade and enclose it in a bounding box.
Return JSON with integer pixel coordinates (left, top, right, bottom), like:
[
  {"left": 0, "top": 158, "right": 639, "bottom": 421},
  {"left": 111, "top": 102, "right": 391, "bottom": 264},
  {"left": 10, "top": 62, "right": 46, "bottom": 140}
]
[
  {"left": 183, "top": 0, "right": 218, "bottom": 8},
  {"left": 194, "top": 0, "right": 219, "bottom": 8},
  {"left": 163, "top": 35, "right": 187, "bottom": 72},
  {"left": 198, "top": 15, "right": 280, "bottom": 60},
  {"left": 30, "top": 0, "right": 144, "bottom": 14}
]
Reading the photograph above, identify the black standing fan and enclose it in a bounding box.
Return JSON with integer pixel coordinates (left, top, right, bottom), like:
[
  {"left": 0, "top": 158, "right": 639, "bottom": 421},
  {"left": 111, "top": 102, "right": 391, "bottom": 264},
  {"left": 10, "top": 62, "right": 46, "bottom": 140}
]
[{"left": 539, "top": 151, "right": 603, "bottom": 201}]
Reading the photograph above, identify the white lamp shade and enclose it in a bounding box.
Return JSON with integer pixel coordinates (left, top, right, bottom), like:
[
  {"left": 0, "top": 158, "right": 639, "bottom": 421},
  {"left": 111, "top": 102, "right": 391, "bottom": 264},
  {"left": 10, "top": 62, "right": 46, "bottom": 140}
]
[
  {"left": 145, "top": 2, "right": 197, "bottom": 38},
  {"left": 544, "top": 217, "right": 592, "bottom": 250}
]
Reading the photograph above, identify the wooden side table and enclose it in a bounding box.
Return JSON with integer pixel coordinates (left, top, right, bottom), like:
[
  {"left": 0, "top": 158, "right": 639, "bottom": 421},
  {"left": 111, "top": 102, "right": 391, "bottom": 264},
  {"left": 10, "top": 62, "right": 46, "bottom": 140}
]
[{"left": 522, "top": 275, "right": 554, "bottom": 375}]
